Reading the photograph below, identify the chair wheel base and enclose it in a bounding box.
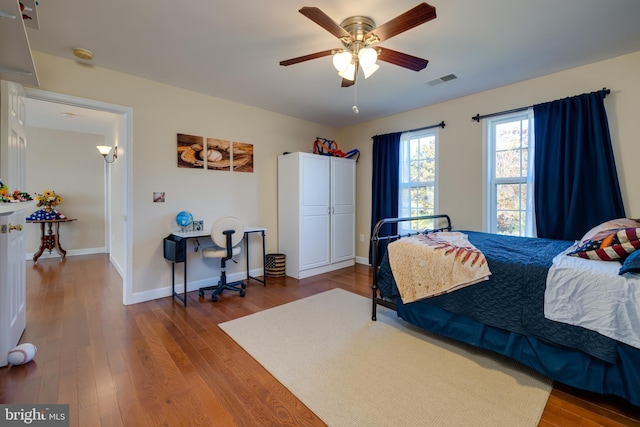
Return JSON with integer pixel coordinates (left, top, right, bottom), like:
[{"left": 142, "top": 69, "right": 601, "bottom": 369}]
[{"left": 199, "top": 281, "right": 246, "bottom": 303}]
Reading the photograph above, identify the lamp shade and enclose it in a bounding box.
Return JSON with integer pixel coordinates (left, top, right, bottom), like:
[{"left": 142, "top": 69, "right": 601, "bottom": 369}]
[
  {"left": 358, "top": 47, "right": 378, "bottom": 68},
  {"left": 362, "top": 63, "right": 380, "bottom": 79},
  {"left": 338, "top": 63, "right": 356, "bottom": 81},
  {"left": 96, "top": 145, "right": 112, "bottom": 156},
  {"left": 332, "top": 51, "right": 352, "bottom": 72}
]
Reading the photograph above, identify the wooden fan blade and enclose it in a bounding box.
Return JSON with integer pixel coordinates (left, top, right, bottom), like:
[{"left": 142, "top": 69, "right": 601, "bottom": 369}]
[
  {"left": 279, "top": 49, "right": 335, "bottom": 66},
  {"left": 377, "top": 48, "right": 429, "bottom": 71},
  {"left": 299, "top": 7, "right": 353, "bottom": 41},
  {"left": 364, "top": 3, "right": 436, "bottom": 44},
  {"left": 341, "top": 78, "right": 354, "bottom": 88}
]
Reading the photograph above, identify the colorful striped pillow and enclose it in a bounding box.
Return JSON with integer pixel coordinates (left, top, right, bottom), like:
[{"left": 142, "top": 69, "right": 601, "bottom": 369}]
[{"left": 568, "top": 227, "right": 640, "bottom": 261}]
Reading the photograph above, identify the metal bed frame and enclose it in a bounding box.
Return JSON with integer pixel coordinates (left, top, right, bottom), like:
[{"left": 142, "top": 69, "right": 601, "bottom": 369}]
[
  {"left": 368, "top": 214, "right": 640, "bottom": 406},
  {"left": 371, "top": 214, "right": 452, "bottom": 321}
]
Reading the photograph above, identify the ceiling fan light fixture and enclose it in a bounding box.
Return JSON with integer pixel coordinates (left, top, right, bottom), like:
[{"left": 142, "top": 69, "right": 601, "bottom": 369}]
[
  {"left": 358, "top": 47, "right": 377, "bottom": 68},
  {"left": 332, "top": 51, "right": 352, "bottom": 72},
  {"left": 280, "top": 4, "right": 436, "bottom": 88},
  {"left": 362, "top": 63, "right": 380, "bottom": 79},
  {"left": 338, "top": 62, "right": 356, "bottom": 81}
]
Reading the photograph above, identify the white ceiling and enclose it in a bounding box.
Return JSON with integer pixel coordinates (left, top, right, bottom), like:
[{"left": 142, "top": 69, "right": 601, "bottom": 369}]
[
  {"left": 24, "top": 97, "right": 119, "bottom": 135},
  {"left": 24, "top": 0, "right": 640, "bottom": 128}
]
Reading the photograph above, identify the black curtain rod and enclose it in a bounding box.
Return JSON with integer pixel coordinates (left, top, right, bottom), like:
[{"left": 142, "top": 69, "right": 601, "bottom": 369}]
[
  {"left": 372, "top": 121, "right": 445, "bottom": 139},
  {"left": 471, "top": 88, "right": 610, "bottom": 122},
  {"left": 471, "top": 106, "right": 529, "bottom": 122},
  {"left": 405, "top": 120, "right": 445, "bottom": 133}
]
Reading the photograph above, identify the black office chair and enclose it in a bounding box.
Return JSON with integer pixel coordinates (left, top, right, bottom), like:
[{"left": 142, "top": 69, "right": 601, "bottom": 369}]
[{"left": 198, "top": 216, "right": 247, "bottom": 302}]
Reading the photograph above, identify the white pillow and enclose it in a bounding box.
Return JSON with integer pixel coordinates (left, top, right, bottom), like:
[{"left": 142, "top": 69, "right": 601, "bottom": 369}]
[{"left": 580, "top": 218, "right": 640, "bottom": 244}]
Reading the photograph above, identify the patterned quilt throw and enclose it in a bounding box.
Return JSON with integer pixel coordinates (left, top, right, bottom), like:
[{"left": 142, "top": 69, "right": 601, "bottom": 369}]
[{"left": 388, "top": 232, "right": 492, "bottom": 303}]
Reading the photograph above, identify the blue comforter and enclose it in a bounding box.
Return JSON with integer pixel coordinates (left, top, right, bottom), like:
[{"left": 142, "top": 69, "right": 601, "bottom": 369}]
[{"left": 377, "top": 231, "right": 619, "bottom": 363}]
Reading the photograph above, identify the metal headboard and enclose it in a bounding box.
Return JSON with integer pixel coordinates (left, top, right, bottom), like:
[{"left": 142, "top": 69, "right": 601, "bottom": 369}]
[{"left": 371, "top": 214, "right": 452, "bottom": 320}]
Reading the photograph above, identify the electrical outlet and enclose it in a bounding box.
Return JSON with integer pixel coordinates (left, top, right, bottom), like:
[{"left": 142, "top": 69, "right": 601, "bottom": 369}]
[{"left": 359, "top": 234, "right": 364, "bottom": 242}]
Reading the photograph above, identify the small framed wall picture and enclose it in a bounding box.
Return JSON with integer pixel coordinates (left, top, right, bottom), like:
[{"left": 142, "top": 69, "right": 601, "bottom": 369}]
[
  {"left": 193, "top": 220, "right": 204, "bottom": 231},
  {"left": 153, "top": 192, "right": 165, "bottom": 202}
]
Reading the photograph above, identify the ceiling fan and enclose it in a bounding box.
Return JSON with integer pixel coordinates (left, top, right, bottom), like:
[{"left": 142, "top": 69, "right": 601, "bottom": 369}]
[{"left": 279, "top": 3, "right": 437, "bottom": 88}]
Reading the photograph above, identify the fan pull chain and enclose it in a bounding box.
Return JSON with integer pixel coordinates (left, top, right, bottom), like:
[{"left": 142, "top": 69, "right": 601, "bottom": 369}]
[{"left": 352, "top": 77, "right": 359, "bottom": 114}]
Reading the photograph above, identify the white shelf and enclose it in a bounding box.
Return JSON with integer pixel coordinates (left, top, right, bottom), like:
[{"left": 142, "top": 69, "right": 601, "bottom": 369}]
[
  {"left": 0, "top": 200, "right": 36, "bottom": 215},
  {"left": 0, "top": 0, "right": 39, "bottom": 87}
]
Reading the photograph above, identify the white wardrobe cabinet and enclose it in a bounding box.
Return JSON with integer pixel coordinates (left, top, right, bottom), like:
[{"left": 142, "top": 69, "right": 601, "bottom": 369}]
[{"left": 278, "top": 152, "right": 355, "bottom": 279}]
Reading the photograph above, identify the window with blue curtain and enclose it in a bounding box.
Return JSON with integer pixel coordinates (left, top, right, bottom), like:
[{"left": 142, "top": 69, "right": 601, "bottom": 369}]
[
  {"left": 370, "top": 129, "right": 440, "bottom": 263},
  {"left": 483, "top": 89, "right": 623, "bottom": 240}
]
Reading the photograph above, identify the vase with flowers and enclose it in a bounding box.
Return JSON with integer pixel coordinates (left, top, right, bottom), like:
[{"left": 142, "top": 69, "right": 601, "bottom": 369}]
[{"left": 35, "top": 190, "right": 63, "bottom": 213}]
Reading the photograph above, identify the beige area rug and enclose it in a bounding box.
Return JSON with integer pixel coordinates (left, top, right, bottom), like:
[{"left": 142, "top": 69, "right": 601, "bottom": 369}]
[{"left": 219, "top": 288, "right": 552, "bottom": 427}]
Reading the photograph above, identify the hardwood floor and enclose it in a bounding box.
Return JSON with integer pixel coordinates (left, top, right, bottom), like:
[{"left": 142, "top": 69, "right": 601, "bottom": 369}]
[{"left": 1, "top": 254, "right": 639, "bottom": 426}]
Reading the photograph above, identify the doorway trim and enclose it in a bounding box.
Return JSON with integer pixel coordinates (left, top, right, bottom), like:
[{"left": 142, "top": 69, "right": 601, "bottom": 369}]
[{"left": 25, "top": 88, "right": 134, "bottom": 305}]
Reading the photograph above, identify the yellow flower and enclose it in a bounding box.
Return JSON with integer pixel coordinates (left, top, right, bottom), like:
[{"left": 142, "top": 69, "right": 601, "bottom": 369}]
[{"left": 35, "top": 190, "right": 63, "bottom": 208}]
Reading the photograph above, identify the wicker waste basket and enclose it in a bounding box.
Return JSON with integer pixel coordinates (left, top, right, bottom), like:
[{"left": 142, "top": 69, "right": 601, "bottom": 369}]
[{"left": 265, "top": 253, "right": 286, "bottom": 277}]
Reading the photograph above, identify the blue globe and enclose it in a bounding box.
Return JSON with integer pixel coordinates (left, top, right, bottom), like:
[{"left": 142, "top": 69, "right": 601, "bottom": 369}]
[{"left": 176, "top": 211, "right": 194, "bottom": 228}]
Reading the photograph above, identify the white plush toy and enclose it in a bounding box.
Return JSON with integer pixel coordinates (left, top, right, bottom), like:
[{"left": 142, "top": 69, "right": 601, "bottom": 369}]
[{"left": 7, "top": 343, "right": 37, "bottom": 365}]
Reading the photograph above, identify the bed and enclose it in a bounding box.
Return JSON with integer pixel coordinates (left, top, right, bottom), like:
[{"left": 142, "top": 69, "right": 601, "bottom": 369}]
[{"left": 371, "top": 214, "right": 640, "bottom": 406}]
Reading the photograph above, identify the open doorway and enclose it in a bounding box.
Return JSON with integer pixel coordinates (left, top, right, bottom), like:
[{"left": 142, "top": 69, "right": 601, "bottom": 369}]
[{"left": 23, "top": 88, "right": 133, "bottom": 305}]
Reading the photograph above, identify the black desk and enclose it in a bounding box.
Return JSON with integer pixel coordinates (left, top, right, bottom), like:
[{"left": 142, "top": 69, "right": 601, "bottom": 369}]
[
  {"left": 244, "top": 228, "right": 266, "bottom": 287},
  {"left": 163, "top": 227, "right": 267, "bottom": 306}
]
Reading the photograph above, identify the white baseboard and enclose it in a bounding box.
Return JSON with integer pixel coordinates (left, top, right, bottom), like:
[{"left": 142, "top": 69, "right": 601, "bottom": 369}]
[
  {"left": 355, "top": 256, "right": 370, "bottom": 266},
  {"left": 128, "top": 268, "right": 264, "bottom": 305},
  {"left": 26, "top": 247, "right": 106, "bottom": 261},
  {"left": 109, "top": 254, "right": 124, "bottom": 278},
  {"left": 291, "top": 259, "right": 355, "bottom": 279}
]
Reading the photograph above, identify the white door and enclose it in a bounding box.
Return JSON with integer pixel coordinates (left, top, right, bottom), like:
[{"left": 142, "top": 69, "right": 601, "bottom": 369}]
[
  {"left": 0, "top": 80, "right": 28, "bottom": 366},
  {"left": 0, "top": 210, "right": 27, "bottom": 367},
  {"left": 1, "top": 81, "right": 27, "bottom": 189},
  {"left": 330, "top": 158, "right": 355, "bottom": 263},
  {"left": 300, "top": 154, "right": 330, "bottom": 270}
]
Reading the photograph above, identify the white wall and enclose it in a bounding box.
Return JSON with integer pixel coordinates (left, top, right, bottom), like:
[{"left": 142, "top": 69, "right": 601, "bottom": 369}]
[
  {"left": 25, "top": 127, "right": 106, "bottom": 257},
  {"left": 337, "top": 50, "right": 640, "bottom": 261}
]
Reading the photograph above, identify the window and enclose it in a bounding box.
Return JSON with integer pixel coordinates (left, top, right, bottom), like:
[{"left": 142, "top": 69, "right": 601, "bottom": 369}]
[
  {"left": 484, "top": 110, "right": 535, "bottom": 236},
  {"left": 398, "top": 129, "right": 438, "bottom": 233}
]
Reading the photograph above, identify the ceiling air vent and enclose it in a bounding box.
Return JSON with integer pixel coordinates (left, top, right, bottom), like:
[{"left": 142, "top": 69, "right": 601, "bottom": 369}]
[{"left": 426, "top": 74, "right": 458, "bottom": 86}]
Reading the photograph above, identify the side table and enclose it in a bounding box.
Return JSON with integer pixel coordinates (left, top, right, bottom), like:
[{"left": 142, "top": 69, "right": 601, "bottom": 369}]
[{"left": 26, "top": 218, "right": 77, "bottom": 262}]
